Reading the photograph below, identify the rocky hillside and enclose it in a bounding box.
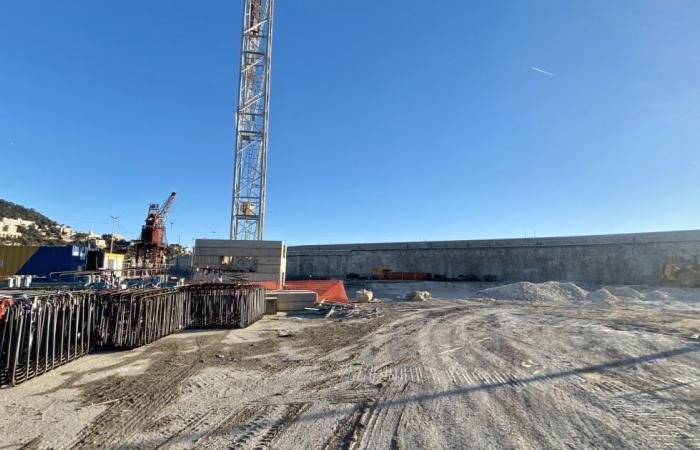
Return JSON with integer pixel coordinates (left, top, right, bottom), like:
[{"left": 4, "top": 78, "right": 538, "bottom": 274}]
[{"left": 0, "top": 199, "right": 67, "bottom": 245}]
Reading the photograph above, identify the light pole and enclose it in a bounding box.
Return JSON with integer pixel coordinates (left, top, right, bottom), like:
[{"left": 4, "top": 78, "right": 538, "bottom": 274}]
[{"left": 110, "top": 215, "right": 118, "bottom": 253}]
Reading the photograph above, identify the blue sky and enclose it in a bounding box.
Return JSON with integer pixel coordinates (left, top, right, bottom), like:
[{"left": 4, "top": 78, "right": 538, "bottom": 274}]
[{"left": 1, "top": 0, "right": 699, "bottom": 246}]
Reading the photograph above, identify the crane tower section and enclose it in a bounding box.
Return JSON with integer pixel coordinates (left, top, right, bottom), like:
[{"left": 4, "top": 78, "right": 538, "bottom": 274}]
[{"left": 230, "top": 0, "right": 274, "bottom": 240}]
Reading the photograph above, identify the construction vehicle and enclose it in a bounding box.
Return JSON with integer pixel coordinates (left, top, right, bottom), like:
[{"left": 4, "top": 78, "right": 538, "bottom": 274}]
[
  {"left": 134, "top": 192, "right": 176, "bottom": 267},
  {"left": 663, "top": 256, "right": 700, "bottom": 287}
]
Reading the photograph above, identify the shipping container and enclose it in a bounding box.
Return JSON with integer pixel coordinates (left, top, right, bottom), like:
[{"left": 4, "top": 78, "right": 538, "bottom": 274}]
[
  {"left": 0, "top": 245, "right": 87, "bottom": 277},
  {"left": 0, "top": 246, "right": 37, "bottom": 277}
]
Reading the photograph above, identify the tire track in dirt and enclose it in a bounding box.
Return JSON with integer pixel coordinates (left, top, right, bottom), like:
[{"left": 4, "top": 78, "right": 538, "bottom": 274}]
[
  {"left": 357, "top": 382, "right": 409, "bottom": 450},
  {"left": 192, "top": 405, "right": 263, "bottom": 449},
  {"left": 252, "top": 402, "right": 311, "bottom": 449},
  {"left": 71, "top": 361, "right": 200, "bottom": 449},
  {"left": 321, "top": 402, "right": 375, "bottom": 450},
  {"left": 69, "top": 332, "right": 243, "bottom": 449},
  {"left": 194, "top": 402, "right": 312, "bottom": 450},
  {"left": 155, "top": 408, "right": 219, "bottom": 449},
  {"left": 319, "top": 306, "right": 468, "bottom": 449}
]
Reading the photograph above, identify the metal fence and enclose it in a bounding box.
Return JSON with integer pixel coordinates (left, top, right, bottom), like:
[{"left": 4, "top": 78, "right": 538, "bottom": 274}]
[{"left": 0, "top": 283, "right": 266, "bottom": 387}]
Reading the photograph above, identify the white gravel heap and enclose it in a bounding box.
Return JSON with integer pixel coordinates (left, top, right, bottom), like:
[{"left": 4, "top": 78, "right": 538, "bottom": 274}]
[
  {"left": 585, "top": 288, "right": 620, "bottom": 304},
  {"left": 477, "top": 281, "right": 700, "bottom": 308},
  {"left": 477, "top": 282, "right": 587, "bottom": 303}
]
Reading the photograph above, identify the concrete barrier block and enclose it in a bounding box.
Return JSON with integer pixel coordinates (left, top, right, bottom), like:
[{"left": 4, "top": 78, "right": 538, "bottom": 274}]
[{"left": 269, "top": 290, "right": 318, "bottom": 312}]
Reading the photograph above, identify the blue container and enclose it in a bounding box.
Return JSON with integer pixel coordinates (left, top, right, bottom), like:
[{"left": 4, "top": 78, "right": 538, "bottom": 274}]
[{"left": 16, "top": 245, "right": 88, "bottom": 276}]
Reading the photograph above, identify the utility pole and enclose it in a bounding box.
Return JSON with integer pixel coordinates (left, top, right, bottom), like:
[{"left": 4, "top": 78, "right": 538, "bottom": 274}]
[
  {"left": 230, "top": 0, "right": 275, "bottom": 240},
  {"left": 110, "top": 215, "right": 118, "bottom": 253}
]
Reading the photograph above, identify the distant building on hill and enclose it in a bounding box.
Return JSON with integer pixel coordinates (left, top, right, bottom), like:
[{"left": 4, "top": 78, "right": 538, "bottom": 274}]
[
  {"left": 57, "top": 225, "right": 74, "bottom": 242},
  {"left": 0, "top": 218, "right": 36, "bottom": 239}
]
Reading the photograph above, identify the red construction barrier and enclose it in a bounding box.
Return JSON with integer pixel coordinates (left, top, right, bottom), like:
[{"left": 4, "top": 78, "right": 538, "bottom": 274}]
[
  {"left": 284, "top": 280, "right": 348, "bottom": 304},
  {"left": 255, "top": 281, "right": 281, "bottom": 290},
  {"left": 252, "top": 280, "right": 349, "bottom": 304},
  {"left": 0, "top": 298, "right": 13, "bottom": 321}
]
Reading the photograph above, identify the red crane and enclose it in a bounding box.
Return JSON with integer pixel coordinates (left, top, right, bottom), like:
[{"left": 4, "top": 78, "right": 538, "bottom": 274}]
[{"left": 135, "top": 192, "right": 176, "bottom": 267}]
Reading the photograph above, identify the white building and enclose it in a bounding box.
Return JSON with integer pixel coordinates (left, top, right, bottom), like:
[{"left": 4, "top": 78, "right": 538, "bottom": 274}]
[
  {"left": 87, "top": 231, "right": 108, "bottom": 249},
  {"left": 0, "top": 218, "right": 36, "bottom": 239},
  {"left": 104, "top": 233, "right": 125, "bottom": 242},
  {"left": 57, "top": 225, "right": 75, "bottom": 242}
]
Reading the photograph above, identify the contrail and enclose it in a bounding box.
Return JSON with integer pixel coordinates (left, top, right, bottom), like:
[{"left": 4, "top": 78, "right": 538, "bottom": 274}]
[{"left": 531, "top": 66, "right": 555, "bottom": 76}]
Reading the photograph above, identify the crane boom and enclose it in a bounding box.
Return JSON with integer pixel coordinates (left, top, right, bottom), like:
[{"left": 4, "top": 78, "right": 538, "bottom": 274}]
[
  {"left": 159, "top": 192, "right": 177, "bottom": 223},
  {"left": 230, "top": 0, "right": 275, "bottom": 240}
]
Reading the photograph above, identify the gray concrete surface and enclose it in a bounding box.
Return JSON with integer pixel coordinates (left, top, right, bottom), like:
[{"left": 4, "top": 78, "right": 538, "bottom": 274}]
[{"left": 287, "top": 230, "right": 700, "bottom": 285}]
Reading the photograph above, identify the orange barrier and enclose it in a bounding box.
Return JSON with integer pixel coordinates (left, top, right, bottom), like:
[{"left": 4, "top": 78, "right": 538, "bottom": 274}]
[
  {"left": 255, "top": 280, "right": 281, "bottom": 290},
  {"left": 0, "top": 298, "right": 12, "bottom": 321},
  {"left": 253, "top": 280, "right": 349, "bottom": 304},
  {"left": 285, "top": 280, "right": 348, "bottom": 304}
]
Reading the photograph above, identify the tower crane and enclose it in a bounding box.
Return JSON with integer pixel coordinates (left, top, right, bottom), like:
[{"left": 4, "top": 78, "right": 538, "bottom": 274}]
[{"left": 230, "top": 0, "right": 275, "bottom": 241}]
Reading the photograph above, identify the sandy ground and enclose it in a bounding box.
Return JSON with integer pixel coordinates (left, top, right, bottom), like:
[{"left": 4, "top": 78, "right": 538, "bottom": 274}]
[{"left": 1, "top": 281, "right": 700, "bottom": 449}]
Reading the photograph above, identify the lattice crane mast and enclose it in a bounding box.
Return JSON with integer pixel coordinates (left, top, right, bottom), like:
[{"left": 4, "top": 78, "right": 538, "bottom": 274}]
[{"left": 230, "top": 0, "right": 275, "bottom": 240}]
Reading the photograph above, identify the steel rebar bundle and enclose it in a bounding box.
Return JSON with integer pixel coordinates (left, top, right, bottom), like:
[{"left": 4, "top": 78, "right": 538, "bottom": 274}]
[
  {"left": 92, "top": 288, "right": 191, "bottom": 350},
  {"left": 0, "top": 292, "right": 94, "bottom": 386},
  {"left": 0, "top": 283, "right": 266, "bottom": 387},
  {"left": 186, "top": 283, "right": 266, "bottom": 329}
]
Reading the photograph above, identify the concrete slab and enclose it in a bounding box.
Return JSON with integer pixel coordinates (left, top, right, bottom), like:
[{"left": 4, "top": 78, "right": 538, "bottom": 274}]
[{"left": 269, "top": 290, "right": 318, "bottom": 312}]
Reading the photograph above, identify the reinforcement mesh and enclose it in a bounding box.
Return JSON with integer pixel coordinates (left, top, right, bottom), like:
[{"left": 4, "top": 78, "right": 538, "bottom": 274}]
[{"left": 0, "top": 283, "right": 265, "bottom": 387}]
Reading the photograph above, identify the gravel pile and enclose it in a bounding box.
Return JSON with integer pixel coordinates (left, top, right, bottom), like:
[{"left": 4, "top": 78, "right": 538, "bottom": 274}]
[{"left": 478, "top": 281, "right": 700, "bottom": 308}]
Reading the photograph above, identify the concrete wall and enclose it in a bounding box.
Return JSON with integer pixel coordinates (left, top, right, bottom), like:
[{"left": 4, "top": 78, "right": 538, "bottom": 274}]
[
  {"left": 194, "top": 239, "right": 287, "bottom": 285},
  {"left": 287, "top": 230, "right": 700, "bottom": 285}
]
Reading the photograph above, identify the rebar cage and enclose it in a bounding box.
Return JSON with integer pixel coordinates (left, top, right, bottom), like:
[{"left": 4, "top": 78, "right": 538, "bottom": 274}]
[{"left": 0, "top": 283, "right": 266, "bottom": 387}]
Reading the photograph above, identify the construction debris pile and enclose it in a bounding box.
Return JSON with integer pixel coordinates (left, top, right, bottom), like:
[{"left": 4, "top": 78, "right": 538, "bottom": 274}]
[
  {"left": 405, "top": 291, "right": 432, "bottom": 301},
  {"left": 308, "top": 301, "right": 382, "bottom": 320},
  {"left": 0, "top": 283, "right": 265, "bottom": 387}
]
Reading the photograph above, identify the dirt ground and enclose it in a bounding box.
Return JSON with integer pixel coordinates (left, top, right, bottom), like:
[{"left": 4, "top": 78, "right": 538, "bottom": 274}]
[{"left": 1, "top": 281, "right": 699, "bottom": 449}]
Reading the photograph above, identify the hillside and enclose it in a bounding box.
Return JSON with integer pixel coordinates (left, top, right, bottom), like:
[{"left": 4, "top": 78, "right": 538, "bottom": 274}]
[
  {"left": 0, "top": 199, "right": 65, "bottom": 245},
  {"left": 0, "top": 199, "right": 180, "bottom": 255},
  {"left": 0, "top": 199, "right": 59, "bottom": 228}
]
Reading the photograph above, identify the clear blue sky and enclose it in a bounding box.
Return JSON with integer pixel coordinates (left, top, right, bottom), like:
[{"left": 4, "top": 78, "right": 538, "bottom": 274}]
[{"left": 1, "top": 0, "right": 699, "bottom": 246}]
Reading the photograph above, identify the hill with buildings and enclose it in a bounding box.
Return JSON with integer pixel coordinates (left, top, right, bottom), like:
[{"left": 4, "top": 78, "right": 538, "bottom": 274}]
[
  {"left": 0, "top": 199, "right": 70, "bottom": 245},
  {"left": 0, "top": 199, "right": 183, "bottom": 257}
]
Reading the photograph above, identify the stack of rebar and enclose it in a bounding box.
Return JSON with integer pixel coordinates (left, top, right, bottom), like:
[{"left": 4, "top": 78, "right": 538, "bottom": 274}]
[
  {"left": 0, "top": 292, "right": 94, "bottom": 386},
  {"left": 0, "top": 283, "right": 267, "bottom": 386},
  {"left": 185, "top": 283, "right": 266, "bottom": 328},
  {"left": 92, "top": 288, "right": 191, "bottom": 350}
]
